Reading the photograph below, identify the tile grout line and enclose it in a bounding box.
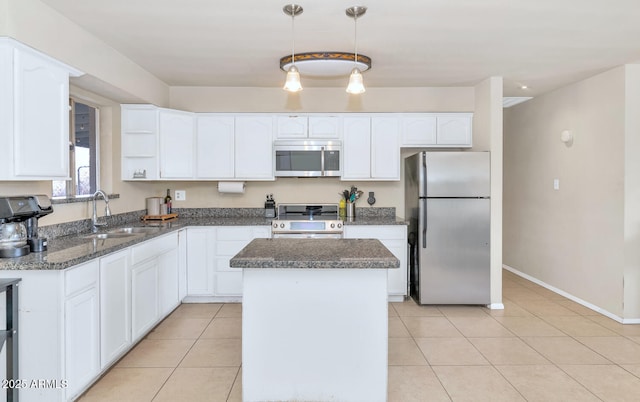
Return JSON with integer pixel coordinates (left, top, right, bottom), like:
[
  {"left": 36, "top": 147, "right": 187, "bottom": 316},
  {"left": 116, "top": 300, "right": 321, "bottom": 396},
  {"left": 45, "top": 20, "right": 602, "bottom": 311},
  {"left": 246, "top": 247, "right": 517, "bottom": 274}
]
[{"left": 148, "top": 304, "right": 221, "bottom": 401}]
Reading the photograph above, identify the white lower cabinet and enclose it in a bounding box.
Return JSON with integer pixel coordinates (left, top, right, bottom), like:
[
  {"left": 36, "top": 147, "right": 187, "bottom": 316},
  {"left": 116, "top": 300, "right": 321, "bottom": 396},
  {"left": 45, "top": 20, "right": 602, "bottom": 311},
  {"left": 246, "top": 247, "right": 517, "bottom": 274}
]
[
  {"left": 344, "top": 225, "right": 408, "bottom": 301},
  {"left": 131, "top": 258, "right": 160, "bottom": 341},
  {"left": 0, "top": 231, "right": 182, "bottom": 402},
  {"left": 185, "top": 226, "right": 271, "bottom": 301},
  {"left": 159, "top": 247, "right": 180, "bottom": 316},
  {"left": 130, "top": 232, "right": 180, "bottom": 342},
  {"left": 186, "top": 227, "right": 216, "bottom": 296},
  {"left": 64, "top": 261, "right": 100, "bottom": 399},
  {"left": 99, "top": 249, "right": 131, "bottom": 368}
]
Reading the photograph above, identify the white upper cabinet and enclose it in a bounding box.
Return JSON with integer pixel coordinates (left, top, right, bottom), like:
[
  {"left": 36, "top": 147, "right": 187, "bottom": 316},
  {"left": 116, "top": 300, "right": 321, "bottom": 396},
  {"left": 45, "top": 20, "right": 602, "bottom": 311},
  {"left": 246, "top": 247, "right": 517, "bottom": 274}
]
[
  {"left": 196, "top": 115, "right": 235, "bottom": 179},
  {"left": 0, "top": 38, "right": 83, "bottom": 180},
  {"left": 342, "top": 117, "right": 371, "bottom": 180},
  {"left": 342, "top": 116, "right": 400, "bottom": 181},
  {"left": 400, "top": 113, "right": 472, "bottom": 147},
  {"left": 235, "top": 116, "right": 275, "bottom": 180},
  {"left": 159, "top": 108, "right": 195, "bottom": 179},
  {"left": 121, "top": 107, "right": 473, "bottom": 182},
  {"left": 121, "top": 104, "right": 159, "bottom": 180},
  {"left": 276, "top": 115, "right": 341, "bottom": 139},
  {"left": 437, "top": 113, "right": 472, "bottom": 146},
  {"left": 371, "top": 117, "right": 401, "bottom": 180},
  {"left": 401, "top": 115, "right": 437, "bottom": 145},
  {"left": 309, "top": 116, "right": 341, "bottom": 139},
  {"left": 276, "top": 116, "right": 308, "bottom": 138}
]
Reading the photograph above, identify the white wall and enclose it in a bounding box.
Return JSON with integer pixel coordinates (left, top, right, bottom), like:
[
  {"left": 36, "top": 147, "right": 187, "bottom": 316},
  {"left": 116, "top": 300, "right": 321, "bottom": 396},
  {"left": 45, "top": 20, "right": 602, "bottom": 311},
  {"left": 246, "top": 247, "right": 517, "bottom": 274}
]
[
  {"left": 474, "top": 77, "right": 504, "bottom": 307},
  {"left": 623, "top": 65, "right": 640, "bottom": 319},
  {"left": 170, "top": 87, "right": 475, "bottom": 113},
  {"left": 503, "top": 65, "right": 640, "bottom": 320}
]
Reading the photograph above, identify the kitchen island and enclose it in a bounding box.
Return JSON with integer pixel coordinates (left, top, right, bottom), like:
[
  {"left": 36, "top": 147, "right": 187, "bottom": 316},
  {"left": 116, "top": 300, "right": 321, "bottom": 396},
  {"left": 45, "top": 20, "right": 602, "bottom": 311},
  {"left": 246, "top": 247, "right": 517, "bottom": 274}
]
[{"left": 230, "top": 238, "right": 399, "bottom": 402}]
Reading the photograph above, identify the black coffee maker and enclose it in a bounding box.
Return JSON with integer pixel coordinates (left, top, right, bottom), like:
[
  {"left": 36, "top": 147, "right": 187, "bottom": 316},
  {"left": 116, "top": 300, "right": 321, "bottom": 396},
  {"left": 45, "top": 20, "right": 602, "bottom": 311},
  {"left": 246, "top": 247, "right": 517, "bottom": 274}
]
[{"left": 0, "top": 195, "right": 53, "bottom": 257}]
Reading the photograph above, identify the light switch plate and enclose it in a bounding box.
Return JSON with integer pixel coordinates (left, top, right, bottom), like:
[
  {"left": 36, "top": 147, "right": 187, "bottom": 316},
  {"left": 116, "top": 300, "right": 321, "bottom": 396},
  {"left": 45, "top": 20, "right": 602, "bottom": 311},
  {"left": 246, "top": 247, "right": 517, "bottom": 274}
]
[
  {"left": 553, "top": 179, "right": 560, "bottom": 190},
  {"left": 175, "top": 190, "right": 186, "bottom": 201}
]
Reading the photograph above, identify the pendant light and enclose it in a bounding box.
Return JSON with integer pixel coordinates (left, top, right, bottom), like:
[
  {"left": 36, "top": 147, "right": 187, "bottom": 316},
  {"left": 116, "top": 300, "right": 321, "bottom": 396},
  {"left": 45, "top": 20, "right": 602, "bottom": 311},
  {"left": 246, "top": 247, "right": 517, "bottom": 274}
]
[
  {"left": 346, "top": 6, "right": 367, "bottom": 94},
  {"left": 283, "top": 4, "right": 303, "bottom": 92}
]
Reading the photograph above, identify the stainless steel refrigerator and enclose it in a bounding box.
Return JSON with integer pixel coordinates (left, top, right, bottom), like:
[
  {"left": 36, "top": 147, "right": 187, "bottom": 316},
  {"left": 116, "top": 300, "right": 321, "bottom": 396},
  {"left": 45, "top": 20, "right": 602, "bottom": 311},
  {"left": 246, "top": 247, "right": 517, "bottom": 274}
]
[{"left": 405, "top": 151, "right": 490, "bottom": 304}]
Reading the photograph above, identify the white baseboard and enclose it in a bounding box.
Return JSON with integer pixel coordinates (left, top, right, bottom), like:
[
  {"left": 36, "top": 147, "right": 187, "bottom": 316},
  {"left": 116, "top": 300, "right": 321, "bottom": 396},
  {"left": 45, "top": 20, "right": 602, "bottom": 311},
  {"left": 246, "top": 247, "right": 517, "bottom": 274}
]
[
  {"left": 182, "top": 296, "right": 243, "bottom": 303},
  {"left": 487, "top": 303, "right": 505, "bottom": 310},
  {"left": 503, "top": 264, "right": 639, "bottom": 324}
]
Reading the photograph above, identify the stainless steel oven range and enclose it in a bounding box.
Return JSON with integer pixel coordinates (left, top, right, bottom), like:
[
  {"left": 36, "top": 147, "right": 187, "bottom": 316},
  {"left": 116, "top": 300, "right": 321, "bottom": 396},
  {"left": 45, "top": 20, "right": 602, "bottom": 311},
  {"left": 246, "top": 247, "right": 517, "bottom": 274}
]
[{"left": 271, "top": 204, "right": 343, "bottom": 239}]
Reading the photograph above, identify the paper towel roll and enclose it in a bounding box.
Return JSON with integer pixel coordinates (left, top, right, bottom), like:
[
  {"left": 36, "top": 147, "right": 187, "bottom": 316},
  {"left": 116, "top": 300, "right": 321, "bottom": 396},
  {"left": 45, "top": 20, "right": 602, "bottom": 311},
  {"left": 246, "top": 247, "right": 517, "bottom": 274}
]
[{"left": 218, "top": 181, "right": 246, "bottom": 194}]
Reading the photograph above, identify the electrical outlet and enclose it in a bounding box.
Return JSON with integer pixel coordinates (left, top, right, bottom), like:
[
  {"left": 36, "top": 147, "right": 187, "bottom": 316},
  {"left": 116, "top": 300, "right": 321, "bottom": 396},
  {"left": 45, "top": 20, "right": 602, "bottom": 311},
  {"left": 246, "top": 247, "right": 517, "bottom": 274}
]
[{"left": 175, "top": 190, "right": 186, "bottom": 201}]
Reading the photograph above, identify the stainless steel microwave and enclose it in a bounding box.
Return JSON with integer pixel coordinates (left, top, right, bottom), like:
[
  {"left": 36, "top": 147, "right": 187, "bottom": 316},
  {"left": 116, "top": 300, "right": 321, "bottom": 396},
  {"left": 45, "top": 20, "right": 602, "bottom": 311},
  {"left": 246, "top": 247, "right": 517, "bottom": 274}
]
[{"left": 274, "top": 140, "right": 341, "bottom": 177}]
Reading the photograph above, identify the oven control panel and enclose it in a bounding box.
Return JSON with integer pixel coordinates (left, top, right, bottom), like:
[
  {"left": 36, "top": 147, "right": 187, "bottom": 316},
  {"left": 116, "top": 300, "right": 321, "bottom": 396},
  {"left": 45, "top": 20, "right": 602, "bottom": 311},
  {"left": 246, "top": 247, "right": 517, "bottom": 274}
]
[{"left": 271, "top": 219, "right": 343, "bottom": 234}]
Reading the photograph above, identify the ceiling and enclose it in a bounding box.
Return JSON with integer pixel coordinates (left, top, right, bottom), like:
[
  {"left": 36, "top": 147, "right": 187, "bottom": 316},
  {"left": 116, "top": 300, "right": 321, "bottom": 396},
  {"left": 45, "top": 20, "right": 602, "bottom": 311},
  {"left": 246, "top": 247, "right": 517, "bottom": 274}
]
[{"left": 41, "top": 0, "right": 640, "bottom": 97}]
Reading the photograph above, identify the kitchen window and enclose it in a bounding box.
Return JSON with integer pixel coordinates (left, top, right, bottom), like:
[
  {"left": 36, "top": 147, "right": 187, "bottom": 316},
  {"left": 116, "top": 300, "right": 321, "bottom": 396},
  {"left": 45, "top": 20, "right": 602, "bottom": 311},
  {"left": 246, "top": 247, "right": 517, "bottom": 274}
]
[{"left": 52, "top": 99, "right": 100, "bottom": 198}]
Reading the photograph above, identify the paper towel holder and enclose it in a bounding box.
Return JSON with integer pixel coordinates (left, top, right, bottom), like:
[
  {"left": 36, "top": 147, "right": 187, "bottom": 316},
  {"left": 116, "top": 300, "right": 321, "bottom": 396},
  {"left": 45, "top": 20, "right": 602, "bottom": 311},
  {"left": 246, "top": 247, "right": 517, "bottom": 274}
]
[{"left": 217, "top": 181, "right": 246, "bottom": 194}]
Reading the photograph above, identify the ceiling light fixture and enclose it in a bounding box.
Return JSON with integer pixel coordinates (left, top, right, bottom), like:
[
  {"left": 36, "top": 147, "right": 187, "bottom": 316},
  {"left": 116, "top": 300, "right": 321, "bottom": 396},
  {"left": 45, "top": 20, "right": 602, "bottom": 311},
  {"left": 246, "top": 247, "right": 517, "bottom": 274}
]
[
  {"left": 282, "top": 4, "right": 303, "bottom": 92},
  {"left": 278, "top": 4, "right": 372, "bottom": 89},
  {"left": 345, "top": 6, "right": 367, "bottom": 94}
]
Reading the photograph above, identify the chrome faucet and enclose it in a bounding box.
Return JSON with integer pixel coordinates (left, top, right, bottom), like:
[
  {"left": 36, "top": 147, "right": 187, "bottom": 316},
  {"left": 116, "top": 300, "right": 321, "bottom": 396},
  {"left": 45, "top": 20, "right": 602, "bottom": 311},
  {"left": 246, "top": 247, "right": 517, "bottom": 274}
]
[{"left": 91, "top": 190, "right": 111, "bottom": 232}]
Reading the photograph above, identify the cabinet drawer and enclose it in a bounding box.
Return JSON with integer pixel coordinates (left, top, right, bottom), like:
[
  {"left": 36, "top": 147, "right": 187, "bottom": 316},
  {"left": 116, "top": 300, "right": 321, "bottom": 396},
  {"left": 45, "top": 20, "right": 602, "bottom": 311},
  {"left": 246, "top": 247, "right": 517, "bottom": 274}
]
[
  {"left": 345, "top": 225, "right": 406, "bottom": 240},
  {"left": 131, "top": 233, "right": 177, "bottom": 265},
  {"left": 65, "top": 260, "right": 99, "bottom": 296}
]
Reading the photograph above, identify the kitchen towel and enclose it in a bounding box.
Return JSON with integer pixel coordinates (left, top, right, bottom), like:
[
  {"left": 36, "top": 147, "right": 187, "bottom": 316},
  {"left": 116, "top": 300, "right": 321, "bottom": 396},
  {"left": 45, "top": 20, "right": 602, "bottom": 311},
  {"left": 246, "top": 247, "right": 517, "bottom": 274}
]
[{"left": 218, "top": 181, "right": 246, "bottom": 194}]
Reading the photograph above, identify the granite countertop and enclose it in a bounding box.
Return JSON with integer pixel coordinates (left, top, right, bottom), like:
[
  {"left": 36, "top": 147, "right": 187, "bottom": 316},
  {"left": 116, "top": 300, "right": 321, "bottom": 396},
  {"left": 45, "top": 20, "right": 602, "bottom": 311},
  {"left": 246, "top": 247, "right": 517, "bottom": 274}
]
[
  {"left": 0, "top": 217, "right": 271, "bottom": 271},
  {"left": 343, "top": 216, "right": 407, "bottom": 225},
  {"left": 229, "top": 238, "right": 400, "bottom": 269},
  {"left": 0, "top": 209, "right": 406, "bottom": 271}
]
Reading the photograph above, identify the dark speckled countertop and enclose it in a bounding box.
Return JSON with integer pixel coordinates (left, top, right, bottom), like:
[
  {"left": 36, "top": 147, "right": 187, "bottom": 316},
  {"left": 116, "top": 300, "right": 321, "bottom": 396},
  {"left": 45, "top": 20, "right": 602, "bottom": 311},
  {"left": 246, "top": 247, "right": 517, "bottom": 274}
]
[
  {"left": 230, "top": 238, "right": 400, "bottom": 269},
  {"left": 0, "top": 208, "right": 406, "bottom": 271}
]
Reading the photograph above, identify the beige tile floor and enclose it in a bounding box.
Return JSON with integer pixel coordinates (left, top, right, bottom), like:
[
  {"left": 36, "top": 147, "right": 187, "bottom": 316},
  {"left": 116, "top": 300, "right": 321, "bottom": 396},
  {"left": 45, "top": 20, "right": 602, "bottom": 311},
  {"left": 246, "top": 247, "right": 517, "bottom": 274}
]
[{"left": 79, "top": 270, "right": 640, "bottom": 401}]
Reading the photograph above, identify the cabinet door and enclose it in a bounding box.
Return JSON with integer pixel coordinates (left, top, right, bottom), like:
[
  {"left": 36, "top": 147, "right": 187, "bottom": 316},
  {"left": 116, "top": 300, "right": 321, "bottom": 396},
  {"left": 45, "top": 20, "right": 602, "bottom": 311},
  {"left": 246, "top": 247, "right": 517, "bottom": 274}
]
[
  {"left": 213, "top": 226, "right": 271, "bottom": 297},
  {"left": 65, "top": 287, "right": 100, "bottom": 398},
  {"left": 343, "top": 225, "right": 408, "bottom": 298},
  {"left": 401, "top": 115, "right": 437, "bottom": 146},
  {"left": 371, "top": 117, "right": 400, "bottom": 180},
  {"left": 100, "top": 249, "right": 131, "bottom": 368},
  {"left": 341, "top": 117, "right": 371, "bottom": 180},
  {"left": 159, "top": 109, "right": 195, "bottom": 178},
  {"left": 235, "top": 116, "right": 274, "bottom": 180},
  {"left": 14, "top": 48, "right": 69, "bottom": 178},
  {"left": 196, "top": 115, "right": 235, "bottom": 179},
  {"left": 131, "top": 259, "right": 159, "bottom": 341},
  {"left": 276, "top": 116, "right": 307, "bottom": 139},
  {"left": 158, "top": 247, "right": 180, "bottom": 316},
  {"left": 309, "top": 116, "right": 341, "bottom": 139},
  {"left": 437, "top": 113, "right": 472, "bottom": 146},
  {"left": 186, "top": 228, "right": 216, "bottom": 296}
]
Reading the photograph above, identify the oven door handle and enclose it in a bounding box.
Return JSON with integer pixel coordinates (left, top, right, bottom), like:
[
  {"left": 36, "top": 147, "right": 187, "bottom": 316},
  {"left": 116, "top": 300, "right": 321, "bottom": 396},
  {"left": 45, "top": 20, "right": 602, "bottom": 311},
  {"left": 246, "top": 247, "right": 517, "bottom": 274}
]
[{"left": 320, "top": 146, "right": 325, "bottom": 176}]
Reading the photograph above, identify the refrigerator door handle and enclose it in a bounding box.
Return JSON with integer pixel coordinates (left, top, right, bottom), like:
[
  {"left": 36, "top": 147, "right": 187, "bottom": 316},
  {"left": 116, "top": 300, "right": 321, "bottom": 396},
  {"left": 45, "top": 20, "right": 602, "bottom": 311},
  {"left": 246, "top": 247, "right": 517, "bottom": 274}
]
[
  {"left": 421, "top": 152, "right": 428, "bottom": 197},
  {"left": 421, "top": 198, "right": 427, "bottom": 248}
]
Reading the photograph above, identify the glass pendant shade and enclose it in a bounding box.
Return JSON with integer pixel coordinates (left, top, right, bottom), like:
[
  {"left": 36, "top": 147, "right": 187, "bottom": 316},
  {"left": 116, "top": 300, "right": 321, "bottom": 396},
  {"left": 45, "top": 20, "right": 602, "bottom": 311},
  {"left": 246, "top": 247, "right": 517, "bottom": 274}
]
[
  {"left": 346, "top": 67, "right": 365, "bottom": 94},
  {"left": 283, "top": 65, "right": 303, "bottom": 92}
]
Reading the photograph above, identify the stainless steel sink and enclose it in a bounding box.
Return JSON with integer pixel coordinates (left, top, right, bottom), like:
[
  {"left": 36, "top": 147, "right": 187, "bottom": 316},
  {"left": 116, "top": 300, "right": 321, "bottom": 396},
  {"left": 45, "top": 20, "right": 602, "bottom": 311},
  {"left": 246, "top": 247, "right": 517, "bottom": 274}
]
[
  {"left": 82, "top": 232, "right": 139, "bottom": 240},
  {"left": 108, "top": 227, "right": 161, "bottom": 235}
]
